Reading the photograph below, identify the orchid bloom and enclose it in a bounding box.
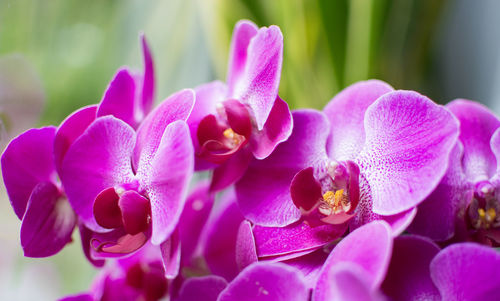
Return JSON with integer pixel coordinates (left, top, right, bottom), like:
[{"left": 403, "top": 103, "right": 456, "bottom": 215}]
[
  {"left": 235, "top": 80, "right": 459, "bottom": 258},
  {"left": 187, "top": 20, "right": 292, "bottom": 191},
  {"left": 1, "top": 127, "right": 76, "bottom": 257},
  {"left": 410, "top": 99, "right": 500, "bottom": 245},
  {"left": 59, "top": 90, "right": 194, "bottom": 258}
]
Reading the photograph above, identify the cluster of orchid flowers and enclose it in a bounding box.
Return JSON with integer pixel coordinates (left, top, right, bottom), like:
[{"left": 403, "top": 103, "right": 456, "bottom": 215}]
[{"left": 2, "top": 19, "right": 500, "bottom": 301}]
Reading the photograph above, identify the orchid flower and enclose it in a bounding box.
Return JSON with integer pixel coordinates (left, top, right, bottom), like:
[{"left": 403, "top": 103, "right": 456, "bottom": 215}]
[
  {"left": 410, "top": 99, "right": 500, "bottom": 245},
  {"left": 187, "top": 20, "right": 292, "bottom": 191},
  {"left": 59, "top": 90, "right": 194, "bottom": 259},
  {"left": 235, "top": 80, "right": 459, "bottom": 257}
]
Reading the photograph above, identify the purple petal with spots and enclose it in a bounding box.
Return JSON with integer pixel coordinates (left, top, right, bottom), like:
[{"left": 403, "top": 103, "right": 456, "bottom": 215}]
[
  {"left": 21, "top": 181, "right": 76, "bottom": 257},
  {"left": 230, "top": 26, "right": 283, "bottom": 130},
  {"left": 61, "top": 116, "right": 136, "bottom": 231},
  {"left": 250, "top": 96, "right": 293, "bottom": 160},
  {"left": 218, "top": 262, "right": 308, "bottom": 301},
  {"left": 1, "top": 126, "right": 58, "bottom": 219},
  {"left": 97, "top": 68, "right": 137, "bottom": 128},
  {"left": 382, "top": 235, "right": 440, "bottom": 301},
  {"left": 447, "top": 99, "right": 500, "bottom": 181},
  {"left": 54, "top": 105, "right": 97, "bottom": 174},
  {"left": 236, "top": 109, "right": 329, "bottom": 226},
  {"left": 133, "top": 89, "right": 194, "bottom": 171},
  {"left": 314, "top": 221, "right": 392, "bottom": 301},
  {"left": 324, "top": 80, "right": 393, "bottom": 161},
  {"left": 409, "top": 143, "right": 467, "bottom": 240},
  {"left": 356, "top": 90, "right": 459, "bottom": 215},
  {"left": 177, "top": 276, "right": 228, "bottom": 301},
  {"left": 430, "top": 243, "right": 500, "bottom": 300},
  {"left": 227, "top": 20, "right": 258, "bottom": 90},
  {"left": 139, "top": 120, "right": 194, "bottom": 245}
]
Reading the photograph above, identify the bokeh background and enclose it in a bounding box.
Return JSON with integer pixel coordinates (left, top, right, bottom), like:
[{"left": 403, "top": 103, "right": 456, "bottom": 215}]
[{"left": 1, "top": 0, "right": 499, "bottom": 299}]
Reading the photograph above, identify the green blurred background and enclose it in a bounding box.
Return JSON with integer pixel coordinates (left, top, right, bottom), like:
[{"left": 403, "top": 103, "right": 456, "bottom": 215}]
[{"left": 2, "top": 0, "right": 498, "bottom": 299}]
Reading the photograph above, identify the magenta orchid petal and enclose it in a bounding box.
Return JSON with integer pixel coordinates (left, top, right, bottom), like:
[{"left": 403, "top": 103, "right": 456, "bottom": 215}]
[
  {"left": 88, "top": 228, "right": 148, "bottom": 258},
  {"left": 118, "top": 190, "right": 151, "bottom": 235},
  {"left": 282, "top": 248, "right": 330, "bottom": 289},
  {"left": 20, "top": 181, "right": 76, "bottom": 257},
  {"left": 79, "top": 223, "right": 105, "bottom": 267},
  {"left": 382, "top": 235, "right": 440, "bottom": 301},
  {"left": 61, "top": 116, "right": 136, "bottom": 231},
  {"left": 218, "top": 262, "right": 308, "bottom": 301},
  {"left": 224, "top": 99, "right": 252, "bottom": 137},
  {"left": 235, "top": 220, "right": 258, "bottom": 270},
  {"left": 160, "top": 228, "right": 181, "bottom": 279},
  {"left": 290, "top": 167, "right": 323, "bottom": 212},
  {"left": 314, "top": 221, "right": 393, "bottom": 301},
  {"left": 236, "top": 109, "right": 329, "bottom": 226},
  {"left": 324, "top": 79, "right": 394, "bottom": 161},
  {"left": 177, "top": 276, "right": 228, "bottom": 301},
  {"left": 54, "top": 105, "right": 97, "bottom": 173},
  {"left": 491, "top": 128, "right": 500, "bottom": 173},
  {"left": 409, "top": 143, "right": 467, "bottom": 240},
  {"left": 447, "top": 99, "right": 500, "bottom": 181},
  {"left": 250, "top": 96, "right": 293, "bottom": 159},
  {"left": 179, "top": 180, "right": 215, "bottom": 266},
  {"left": 1, "top": 126, "right": 58, "bottom": 219},
  {"left": 430, "top": 243, "right": 500, "bottom": 300},
  {"left": 139, "top": 120, "right": 194, "bottom": 245},
  {"left": 253, "top": 221, "right": 346, "bottom": 258},
  {"left": 58, "top": 294, "right": 94, "bottom": 301},
  {"left": 231, "top": 26, "right": 283, "bottom": 130},
  {"left": 210, "top": 147, "right": 252, "bottom": 191},
  {"left": 202, "top": 190, "right": 244, "bottom": 281},
  {"left": 380, "top": 207, "right": 417, "bottom": 236},
  {"left": 133, "top": 89, "right": 194, "bottom": 171},
  {"left": 227, "top": 20, "right": 259, "bottom": 90},
  {"left": 97, "top": 68, "right": 137, "bottom": 128},
  {"left": 140, "top": 33, "right": 155, "bottom": 115},
  {"left": 356, "top": 90, "right": 459, "bottom": 215}
]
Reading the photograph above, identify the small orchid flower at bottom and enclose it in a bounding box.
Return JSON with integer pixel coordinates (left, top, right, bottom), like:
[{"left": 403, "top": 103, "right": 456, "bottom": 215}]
[
  {"left": 1, "top": 126, "right": 76, "bottom": 257},
  {"left": 60, "top": 89, "right": 194, "bottom": 261}
]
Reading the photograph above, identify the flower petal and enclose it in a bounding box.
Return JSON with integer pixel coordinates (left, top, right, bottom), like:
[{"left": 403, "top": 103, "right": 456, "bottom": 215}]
[
  {"left": 210, "top": 147, "right": 252, "bottom": 191},
  {"left": 133, "top": 89, "right": 194, "bottom": 171},
  {"left": 61, "top": 116, "right": 136, "bottom": 231},
  {"left": 324, "top": 80, "right": 394, "bottom": 161},
  {"left": 447, "top": 99, "right": 500, "bottom": 181},
  {"left": 160, "top": 228, "right": 181, "bottom": 279},
  {"left": 281, "top": 248, "right": 329, "bottom": 289},
  {"left": 1, "top": 126, "right": 57, "bottom": 219},
  {"left": 231, "top": 25, "right": 283, "bottom": 130},
  {"left": 490, "top": 127, "right": 500, "bottom": 175},
  {"left": 357, "top": 90, "right": 459, "bottom": 215},
  {"left": 235, "top": 220, "right": 258, "bottom": 271},
  {"left": 408, "top": 143, "right": 467, "bottom": 240},
  {"left": 235, "top": 109, "right": 329, "bottom": 226},
  {"left": 21, "top": 182, "right": 76, "bottom": 257},
  {"left": 119, "top": 190, "right": 151, "bottom": 235},
  {"left": 140, "top": 33, "right": 155, "bottom": 115},
  {"left": 227, "top": 20, "right": 259, "bottom": 90},
  {"left": 54, "top": 105, "right": 97, "bottom": 174},
  {"left": 218, "top": 262, "right": 308, "bottom": 301},
  {"left": 382, "top": 235, "right": 440, "bottom": 301},
  {"left": 177, "top": 276, "right": 228, "bottom": 301},
  {"left": 430, "top": 243, "right": 500, "bottom": 300},
  {"left": 139, "top": 120, "right": 194, "bottom": 245},
  {"left": 314, "top": 220, "right": 392, "bottom": 301}
]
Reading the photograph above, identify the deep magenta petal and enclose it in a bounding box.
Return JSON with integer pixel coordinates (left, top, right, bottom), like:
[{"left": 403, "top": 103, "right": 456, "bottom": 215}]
[
  {"left": 448, "top": 99, "right": 500, "bottom": 181},
  {"left": 210, "top": 147, "right": 252, "bottom": 191},
  {"left": 133, "top": 89, "right": 194, "bottom": 171},
  {"left": 254, "top": 221, "right": 346, "bottom": 258},
  {"left": 93, "top": 187, "right": 122, "bottom": 230},
  {"left": 224, "top": 99, "right": 252, "bottom": 137},
  {"left": 290, "top": 167, "right": 323, "bottom": 212},
  {"left": 197, "top": 114, "right": 227, "bottom": 148},
  {"left": 235, "top": 110, "right": 329, "bottom": 226},
  {"left": 139, "top": 120, "right": 194, "bottom": 245},
  {"left": 119, "top": 190, "right": 151, "bottom": 235},
  {"left": 382, "top": 235, "right": 440, "bottom": 301},
  {"left": 61, "top": 116, "right": 136, "bottom": 231},
  {"left": 430, "top": 243, "right": 500, "bottom": 300},
  {"left": 177, "top": 276, "right": 228, "bottom": 301},
  {"left": 218, "top": 262, "right": 308, "bottom": 301},
  {"left": 160, "top": 228, "right": 181, "bottom": 279},
  {"left": 1, "top": 126, "right": 58, "bottom": 219},
  {"left": 140, "top": 33, "right": 155, "bottom": 115},
  {"left": 227, "top": 20, "right": 259, "bottom": 90},
  {"left": 250, "top": 96, "right": 293, "bottom": 159},
  {"left": 324, "top": 80, "right": 394, "bottom": 161},
  {"left": 314, "top": 221, "right": 393, "bottom": 301},
  {"left": 21, "top": 182, "right": 76, "bottom": 257},
  {"left": 54, "top": 105, "right": 97, "bottom": 174},
  {"left": 78, "top": 223, "right": 105, "bottom": 267},
  {"left": 357, "top": 90, "right": 459, "bottom": 215},
  {"left": 235, "top": 220, "right": 258, "bottom": 271}
]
